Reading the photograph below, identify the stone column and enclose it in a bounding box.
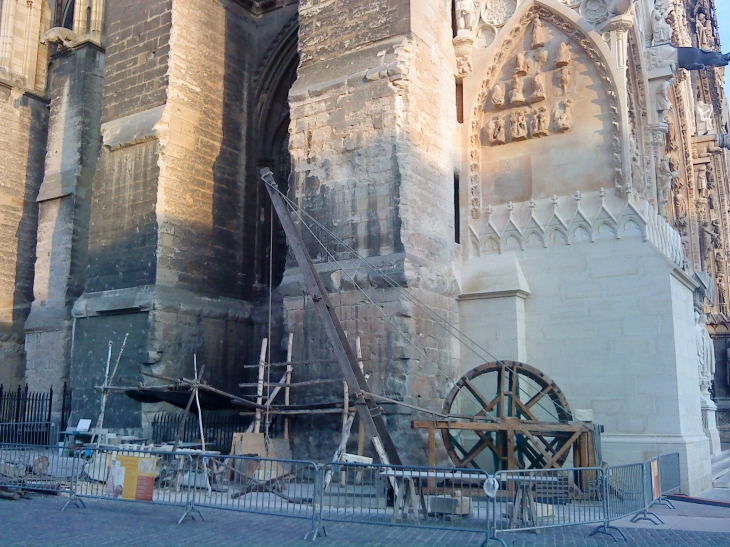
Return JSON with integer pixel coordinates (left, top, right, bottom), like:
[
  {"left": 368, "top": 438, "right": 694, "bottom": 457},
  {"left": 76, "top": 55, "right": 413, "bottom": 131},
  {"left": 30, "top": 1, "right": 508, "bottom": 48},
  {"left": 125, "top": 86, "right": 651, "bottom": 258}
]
[
  {"left": 285, "top": 0, "right": 459, "bottom": 463},
  {"left": 24, "top": 43, "right": 104, "bottom": 419},
  {"left": 66, "top": 0, "right": 278, "bottom": 434},
  {"left": 0, "top": 0, "right": 50, "bottom": 387}
]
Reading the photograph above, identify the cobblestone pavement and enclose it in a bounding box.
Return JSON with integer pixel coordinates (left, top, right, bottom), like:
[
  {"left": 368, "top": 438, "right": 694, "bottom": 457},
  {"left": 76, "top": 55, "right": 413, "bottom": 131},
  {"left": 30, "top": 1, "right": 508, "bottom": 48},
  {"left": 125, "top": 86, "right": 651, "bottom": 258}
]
[{"left": 1, "top": 494, "right": 729, "bottom": 547}]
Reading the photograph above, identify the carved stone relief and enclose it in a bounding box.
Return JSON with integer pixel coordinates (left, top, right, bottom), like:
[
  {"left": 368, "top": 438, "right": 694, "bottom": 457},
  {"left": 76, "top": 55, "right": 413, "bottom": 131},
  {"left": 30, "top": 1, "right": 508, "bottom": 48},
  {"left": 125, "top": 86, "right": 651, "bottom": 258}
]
[
  {"left": 481, "top": 0, "right": 518, "bottom": 27},
  {"left": 695, "top": 101, "right": 715, "bottom": 136},
  {"left": 468, "top": 5, "right": 625, "bottom": 220},
  {"left": 554, "top": 99, "right": 574, "bottom": 132}
]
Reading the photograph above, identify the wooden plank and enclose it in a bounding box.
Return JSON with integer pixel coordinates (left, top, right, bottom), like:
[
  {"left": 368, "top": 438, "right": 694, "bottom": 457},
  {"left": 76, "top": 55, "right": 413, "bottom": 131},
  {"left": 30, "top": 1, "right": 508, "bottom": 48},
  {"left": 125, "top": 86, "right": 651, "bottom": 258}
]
[
  {"left": 413, "top": 420, "right": 587, "bottom": 433},
  {"left": 524, "top": 385, "right": 553, "bottom": 409},
  {"left": 546, "top": 430, "right": 582, "bottom": 468}
]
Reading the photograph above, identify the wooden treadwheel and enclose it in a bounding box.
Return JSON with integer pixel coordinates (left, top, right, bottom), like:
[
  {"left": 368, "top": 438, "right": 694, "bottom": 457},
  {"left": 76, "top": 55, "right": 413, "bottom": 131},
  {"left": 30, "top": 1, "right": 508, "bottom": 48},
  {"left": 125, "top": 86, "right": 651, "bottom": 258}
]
[{"left": 441, "top": 361, "right": 587, "bottom": 472}]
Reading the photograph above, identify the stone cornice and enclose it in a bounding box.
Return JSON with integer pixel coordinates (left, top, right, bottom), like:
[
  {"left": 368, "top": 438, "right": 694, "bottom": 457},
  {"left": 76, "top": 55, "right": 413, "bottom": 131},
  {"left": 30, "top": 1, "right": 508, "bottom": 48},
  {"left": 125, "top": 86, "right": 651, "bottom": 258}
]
[{"left": 0, "top": 75, "right": 49, "bottom": 104}]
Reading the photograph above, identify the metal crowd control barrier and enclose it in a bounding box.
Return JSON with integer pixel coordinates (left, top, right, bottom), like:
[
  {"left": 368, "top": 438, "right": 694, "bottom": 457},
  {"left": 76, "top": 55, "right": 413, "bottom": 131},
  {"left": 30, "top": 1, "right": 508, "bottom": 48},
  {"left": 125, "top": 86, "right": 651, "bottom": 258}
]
[
  {"left": 490, "top": 467, "right": 604, "bottom": 544},
  {"left": 0, "top": 443, "right": 79, "bottom": 494},
  {"left": 0, "top": 440, "right": 684, "bottom": 543},
  {"left": 65, "top": 446, "right": 201, "bottom": 523},
  {"left": 590, "top": 462, "right": 643, "bottom": 541},
  {"left": 657, "top": 452, "right": 680, "bottom": 508},
  {"left": 192, "top": 454, "right": 321, "bottom": 540},
  {"left": 319, "top": 462, "right": 492, "bottom": 544}
]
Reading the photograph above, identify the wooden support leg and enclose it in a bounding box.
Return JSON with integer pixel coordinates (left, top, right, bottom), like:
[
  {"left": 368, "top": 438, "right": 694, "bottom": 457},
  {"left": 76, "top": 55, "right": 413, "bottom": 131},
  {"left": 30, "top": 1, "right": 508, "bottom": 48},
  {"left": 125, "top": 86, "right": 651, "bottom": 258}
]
[
  {"left": 284, "top": 333, "right": 293, "bottom": 440},
  {"left": 254, "top": 338, "right": 268, "bottom": 434}
]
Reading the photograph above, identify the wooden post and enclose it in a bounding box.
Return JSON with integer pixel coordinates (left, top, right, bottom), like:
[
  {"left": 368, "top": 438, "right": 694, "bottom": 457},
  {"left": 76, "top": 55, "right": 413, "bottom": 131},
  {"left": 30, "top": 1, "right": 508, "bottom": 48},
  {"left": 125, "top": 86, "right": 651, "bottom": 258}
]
[
  {"left": 262, "top": 169, "right": 401, "bottom": 465},
  {"left": 254, "top": 338, "right": 268, "bottom": 434},
  {"left": 427, "top": 423, "right": 436, "bottom": 491},
  {"left": 91, "top": 334, "right": 128, "bottom": 446},
  {"left": 284, "top": 333, "right": 294, "bottom": 440},
  {"left": 355, "top": 337, "right": 366, "bottom": 485}
]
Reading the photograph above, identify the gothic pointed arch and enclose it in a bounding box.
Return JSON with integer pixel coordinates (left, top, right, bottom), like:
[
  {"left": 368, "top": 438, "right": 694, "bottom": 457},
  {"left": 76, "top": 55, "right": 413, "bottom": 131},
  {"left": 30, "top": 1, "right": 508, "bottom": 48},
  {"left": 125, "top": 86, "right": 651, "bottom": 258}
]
[{"left": 465, "top": 0, "right": 625, "bottom": 223}]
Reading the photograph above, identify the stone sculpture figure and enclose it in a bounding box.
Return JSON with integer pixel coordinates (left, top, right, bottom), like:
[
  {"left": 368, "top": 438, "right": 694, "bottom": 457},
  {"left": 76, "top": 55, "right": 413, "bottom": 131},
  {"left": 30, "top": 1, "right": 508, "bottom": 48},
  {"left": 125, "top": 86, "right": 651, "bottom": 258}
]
[
  {"left": 531, "top": 106, "right": 550, "bottom": 137},
  {"left": 534, "top": 50, "right": 549, "bottom": 72},
  {"left": 656, "top": 155, "right": 678, "bottom": 216},
  {"left": 651, "top": 0, "right": 673, "bottom": 45},
  {"left": 40, "top": 27, "right": 79, "bottom": 47},
  {"left": 701, "top": 220, "right": 719, "bottom": 270},
  {"left": 557, "top": 66, "right": 571, "bottom": 95},
  {"left": 556, "top": 42, "right": 571, "bottom": 66},
  {"left": 510, "top": 110, "right": 529, "bottom": 141},
  {"left": 491, "top": 83, "right": 505, "bottom": 108},
  {"left": 677, "top": 47, "right": 730, "bottom": 70},
  {"left": 655, "top": 77, "right": 675, "bottom": 122},
  {"left": 488, "top": 116, "right": 506, "bottom": 144},
  {"left": 531, "top": 17, "right": 546, "bottom": 49},
  {"left": 673, "top": 190, "right": 687, "bottom": 224},
  {"left": 696, "top": 12, "right": 714, "bottom": 51},
  {"left": 457, "top": 56, "right": 473, "bottom": 77},
  {"left": 554, "top": 99, "right": 574, "bottom": 132},
  {"left": 455, "top": 0, "right": 476, "bottom": 31},
  {"left": 695, "top": 312, "right": 716, "bottom": 394},
  {"left": 531, "top": 72, "right": 546, "bottom": 102},
  {"left": 719, "top": 276, "right": 728, "bottom": 315},
  {"left": 515, "top": 52, "right": 529, "bottom": 75},
  {"left": 696, "top": 163, "right": 708, "bottom": 196},
  {"left": 510, "top": 75, "right": 526, "bottom": 104},
  {"left": 631, "top": 139, "right": 645, "bottom": 194},
  {"left": 716, "top": 251, "right": 724, "bottom": 275},
  {"left": 695, "top": 101, "right": 715, "bottom": 135}
]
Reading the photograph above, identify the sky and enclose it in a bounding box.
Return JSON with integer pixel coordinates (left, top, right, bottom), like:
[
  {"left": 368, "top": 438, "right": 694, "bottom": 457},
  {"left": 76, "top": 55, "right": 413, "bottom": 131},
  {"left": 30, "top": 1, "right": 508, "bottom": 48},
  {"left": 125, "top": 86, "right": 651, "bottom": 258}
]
[{"left": 717, "top": 1, "right": 730, "bottom": 96}]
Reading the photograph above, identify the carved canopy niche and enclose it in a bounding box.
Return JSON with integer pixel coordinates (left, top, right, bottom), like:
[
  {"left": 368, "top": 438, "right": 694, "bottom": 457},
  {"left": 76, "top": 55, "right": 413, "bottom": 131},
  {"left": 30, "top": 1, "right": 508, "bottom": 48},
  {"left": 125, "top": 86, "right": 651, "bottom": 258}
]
[{"left": 466, "top": 3, "right": 622, "bottom": 220}]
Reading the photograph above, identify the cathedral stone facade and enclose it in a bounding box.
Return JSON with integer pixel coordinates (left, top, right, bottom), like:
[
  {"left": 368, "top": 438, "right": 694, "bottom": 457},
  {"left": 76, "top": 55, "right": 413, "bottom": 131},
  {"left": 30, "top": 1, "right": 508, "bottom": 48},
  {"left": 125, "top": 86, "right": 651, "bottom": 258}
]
[{"left": 1, "top": 0, "right": 729, "bottom": 494}]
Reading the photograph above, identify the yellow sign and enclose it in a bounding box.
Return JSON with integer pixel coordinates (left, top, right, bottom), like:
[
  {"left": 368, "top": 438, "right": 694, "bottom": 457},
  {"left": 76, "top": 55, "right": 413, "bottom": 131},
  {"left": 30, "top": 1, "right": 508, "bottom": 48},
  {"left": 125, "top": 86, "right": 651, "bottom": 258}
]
[{"left": 107, "top": 455, "right": 157, "bottom": 501}]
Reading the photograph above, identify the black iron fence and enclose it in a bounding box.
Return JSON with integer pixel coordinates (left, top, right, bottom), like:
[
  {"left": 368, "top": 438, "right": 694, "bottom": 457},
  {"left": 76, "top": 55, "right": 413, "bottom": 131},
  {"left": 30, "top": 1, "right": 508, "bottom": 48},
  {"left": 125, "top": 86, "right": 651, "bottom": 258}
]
[
  {"left": 0, "top": 384, "right": 53, "bottom": 424},
  {"left": 151, "top": 411, "right": 269, "bottom": 454},
  {"left": 0, "top": 383, "right": 72, "bottom": 445}
]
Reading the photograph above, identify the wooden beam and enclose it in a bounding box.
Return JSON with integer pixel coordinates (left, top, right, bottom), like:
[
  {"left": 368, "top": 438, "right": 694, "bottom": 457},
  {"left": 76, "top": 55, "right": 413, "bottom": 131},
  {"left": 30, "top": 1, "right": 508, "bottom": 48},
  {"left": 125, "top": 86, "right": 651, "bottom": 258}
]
[
  {"left": 412, "top": 420, "right": 588, "bottom": 433},
  {"left": 261, "top": 168, "right": 401, "bottom": 465}
]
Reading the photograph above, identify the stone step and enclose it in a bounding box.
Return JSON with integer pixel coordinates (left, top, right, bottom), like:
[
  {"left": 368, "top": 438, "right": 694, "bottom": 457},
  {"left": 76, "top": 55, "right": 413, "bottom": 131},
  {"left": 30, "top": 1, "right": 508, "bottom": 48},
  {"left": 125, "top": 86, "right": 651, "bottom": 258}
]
[
  {"left": 711, "top": 449, "right": 730, "bottom": 481},
  {"left": 712, "top": 469, "right": 730, "bottom": 489}
]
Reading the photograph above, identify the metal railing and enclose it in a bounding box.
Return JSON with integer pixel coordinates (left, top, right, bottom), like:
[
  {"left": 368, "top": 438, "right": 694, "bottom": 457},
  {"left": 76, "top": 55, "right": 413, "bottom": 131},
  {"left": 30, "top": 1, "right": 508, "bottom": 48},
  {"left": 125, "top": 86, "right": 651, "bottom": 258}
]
[
  {"left": 0, "top": 422, "right": 57, "bottom": 445},
  {"left": 0, "top": 440, "right": 684, "bottom": 544},
  {"left": 151, "top": 411, "right": 265, "bottom": 455},
  {"left": 192, "top": 454, "right": 320, "bottom": 539},
  {"left": 657, "top": 452, "right": 680, "bottom": 508},
  {"left": 0, "top": 443, "right": 79, "bottom": 494},
  {"left": 320, "top": 462, "right": 491, "bottom": 537},
  {"left": 491, "top": 467, "right": 605, "bottom": 538},
  {"left": 65, "top": 446, "right": 202, "bottom": 523}
]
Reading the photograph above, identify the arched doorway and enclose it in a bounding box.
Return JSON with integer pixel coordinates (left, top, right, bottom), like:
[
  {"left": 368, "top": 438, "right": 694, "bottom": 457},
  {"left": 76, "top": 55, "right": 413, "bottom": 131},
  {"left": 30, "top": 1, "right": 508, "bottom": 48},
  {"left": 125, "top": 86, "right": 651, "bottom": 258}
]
[{"left": 251, "top": 18, "right": 299, "bottom": 296}]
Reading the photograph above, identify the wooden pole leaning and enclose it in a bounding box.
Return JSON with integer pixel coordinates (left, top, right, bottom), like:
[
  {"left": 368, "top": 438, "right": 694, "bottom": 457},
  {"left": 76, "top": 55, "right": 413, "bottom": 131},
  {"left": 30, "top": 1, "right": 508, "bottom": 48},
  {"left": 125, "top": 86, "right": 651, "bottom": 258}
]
[
  {"left": 284, "top": 333, "right": 294, "bottom": 440},
  {"left": 254, "top": 338, "right": 268, "bottom": 434},
  {"left": 261, "top": 168, "right": 401, "bottom": 466}
]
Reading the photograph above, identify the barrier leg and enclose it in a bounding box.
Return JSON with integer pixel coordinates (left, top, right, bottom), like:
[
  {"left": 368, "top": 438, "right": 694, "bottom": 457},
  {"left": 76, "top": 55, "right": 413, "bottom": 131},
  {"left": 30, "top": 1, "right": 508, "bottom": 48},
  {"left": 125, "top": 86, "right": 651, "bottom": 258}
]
[
  {"left": 480, "top": 494, "right": 508, "bottom": 547},
  {"left": 590, "top": 522, "right": 627, "bottom": 542},
  {"left": 630, "top": 508, "right": 663, "bottom": 525},
  {"left": 177, "top": 501, "right": 205, "bottom": 524},
  {"left": 656, "top": 496, "right": 675, "bottom": 509},
  {"left": 60, "top": 494, "right": 85, "bottom": 511}
]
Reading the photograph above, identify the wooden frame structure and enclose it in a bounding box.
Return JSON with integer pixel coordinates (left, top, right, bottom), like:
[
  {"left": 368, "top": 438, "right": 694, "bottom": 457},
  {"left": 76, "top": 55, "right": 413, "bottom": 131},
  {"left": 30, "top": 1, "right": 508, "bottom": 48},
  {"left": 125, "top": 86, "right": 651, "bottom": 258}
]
[{"left": 414, "top": 361, "right": 596, "bottom": 471}]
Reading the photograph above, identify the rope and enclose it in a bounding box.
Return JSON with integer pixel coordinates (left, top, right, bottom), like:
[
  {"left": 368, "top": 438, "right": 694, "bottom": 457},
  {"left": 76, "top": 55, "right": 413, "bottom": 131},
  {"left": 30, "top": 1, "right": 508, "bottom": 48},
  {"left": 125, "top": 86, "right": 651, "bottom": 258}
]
[
  {"left": 289, "top": 200, "right": 494, "bottom": 420},
  {"left": 268, "top": 181, "right": 585, "bottom": 428}
]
